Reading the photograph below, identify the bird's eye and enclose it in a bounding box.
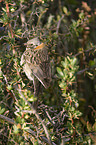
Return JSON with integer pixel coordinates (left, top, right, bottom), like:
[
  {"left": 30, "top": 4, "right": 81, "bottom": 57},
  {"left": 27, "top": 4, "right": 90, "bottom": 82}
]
[{"left": 31, "top": 44, "right": 34, "bottom": 46}]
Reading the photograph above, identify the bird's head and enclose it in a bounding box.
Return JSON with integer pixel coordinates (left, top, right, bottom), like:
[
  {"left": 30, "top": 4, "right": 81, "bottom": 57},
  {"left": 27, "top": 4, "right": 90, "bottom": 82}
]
[{"left": 26, "top": 37, "right": 41, "bottom": 49}]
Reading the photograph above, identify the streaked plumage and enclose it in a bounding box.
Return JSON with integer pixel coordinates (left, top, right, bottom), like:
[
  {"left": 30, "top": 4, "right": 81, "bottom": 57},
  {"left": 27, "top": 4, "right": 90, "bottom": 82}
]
[{"left": 20, "top": 37, "right": 51, "bottom": 89}]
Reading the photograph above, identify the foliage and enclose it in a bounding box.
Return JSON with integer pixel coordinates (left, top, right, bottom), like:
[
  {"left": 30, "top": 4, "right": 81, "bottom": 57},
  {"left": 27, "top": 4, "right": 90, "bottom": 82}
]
[
  {"left": 57, "top": 57, "right": 93, "bottom": 144},
  {"left": 0, "top": 0, "right": 96, "bottom": 144}
]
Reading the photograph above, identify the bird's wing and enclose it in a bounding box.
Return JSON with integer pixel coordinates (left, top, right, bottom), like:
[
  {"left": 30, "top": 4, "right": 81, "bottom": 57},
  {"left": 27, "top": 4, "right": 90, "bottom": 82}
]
[{"left": 31, "top": 65, "right": 48, "bottom": 89}]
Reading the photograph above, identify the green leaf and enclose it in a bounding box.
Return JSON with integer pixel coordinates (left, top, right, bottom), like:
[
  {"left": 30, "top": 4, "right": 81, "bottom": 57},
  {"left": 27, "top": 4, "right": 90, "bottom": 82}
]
[
  {"left": 59, "top": 81, "right": 67, "bottom": 89},
  {"left": 7, "top": 85, "right": 12, "bottom": 90},
  {"left": 53, "top": 32, "right": 58, "bottom": 39},
  {"left": 89, "top": 60, "right": 95, "bottom": 66},
  {"left": 71, "top": 57, "right": 77, "bottom": 65},
  {"left": 0, "top": 108, "right": 5, "bottom": 114},
  {"left": 28, "top": 95, "right": 37, "bottom": 102},
  {"left": 13, "top": 125, "right": 19, "bottom": 134},
  {"left": 63, "top": 7, "right": 68, "bottom": 15},
  {"left": 79, "top": 12, "right": 84, "bottom": 19},
  {"left": 61, "top": 61, "right": 67, "bottom": 68},
  {"left": 57, "top": 67, "right": 64, "bottom": 77},
  {"left": 0, "top": 70, "right": 3, "bottom": 77}
]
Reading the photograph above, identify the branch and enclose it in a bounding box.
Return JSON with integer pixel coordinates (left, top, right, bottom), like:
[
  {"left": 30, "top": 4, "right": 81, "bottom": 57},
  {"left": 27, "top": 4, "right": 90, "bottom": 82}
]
[
  {"left": 77, "top": 65, "right": 96, "bottom": 75},
  {"left": 56, "top": 15, "right": 64, "bottom": 34},
  {"left": 77, "top": 68, "right": 88, "bottom": 75},
  {"left": 73, "top": 47, "right": 95, "bottom": 57},
  {"left": 0, "top": 114, "right": 15, "bottom": 124},
  {"left": 3, "top": 73, "right": 18, "bottom": 102}
]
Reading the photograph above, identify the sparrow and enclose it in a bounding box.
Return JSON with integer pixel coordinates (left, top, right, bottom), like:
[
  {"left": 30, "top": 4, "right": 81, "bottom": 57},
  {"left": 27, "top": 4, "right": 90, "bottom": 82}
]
[{"left": 20, "top": 37, "right": 51, "bottom": 102}]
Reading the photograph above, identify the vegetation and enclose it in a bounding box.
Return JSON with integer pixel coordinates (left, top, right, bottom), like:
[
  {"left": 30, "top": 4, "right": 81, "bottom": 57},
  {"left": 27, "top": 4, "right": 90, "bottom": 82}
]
[{"left": 0, "top": 0, "right": 96, "bottom": 144}]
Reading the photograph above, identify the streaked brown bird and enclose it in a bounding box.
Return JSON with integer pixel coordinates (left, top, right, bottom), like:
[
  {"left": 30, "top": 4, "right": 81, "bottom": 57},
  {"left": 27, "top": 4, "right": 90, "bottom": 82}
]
[{"left": 20, "top": 37, "right": 51, "bottom": 106}]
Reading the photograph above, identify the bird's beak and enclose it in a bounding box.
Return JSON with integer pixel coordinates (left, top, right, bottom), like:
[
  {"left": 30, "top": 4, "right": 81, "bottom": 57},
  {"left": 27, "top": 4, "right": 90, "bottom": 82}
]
[{"left": 34, "top": 43, "right": 45, "bottom": 50}]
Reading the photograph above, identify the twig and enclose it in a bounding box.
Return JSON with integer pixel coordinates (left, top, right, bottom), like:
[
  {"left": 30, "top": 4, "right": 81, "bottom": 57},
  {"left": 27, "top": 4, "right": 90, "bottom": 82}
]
[
  {"left": 27, "top": 129, "right": 56, "bottom": 145},
  {"left": 5, "top": 1, "right": 14, "bottom": 38},
  {"left": 3, "top": 73, "right": 18, "bottom": 102},
  {"left": 0, "top": 114, "right": 16, "bottom": 124},
  {"left": 77, "top": 65, "right": 96, "bottom": 75},
  {"left": 73, "top": 47, "right": 95, "bottom": 57},
  {"left": 77, "top": 68, "right": 89, "bottom": 75},
  {"left": 56, "top": 15, "right": 64, "bottom": 34},
  {"left": 0, "top": 35, "right": 9, "bottom": 40},
  {"left": 37, "top": 8, "right": 48, "bottom": 26},
  {"left": 44, "top": 110, "right": 55, "bottom": 125}
]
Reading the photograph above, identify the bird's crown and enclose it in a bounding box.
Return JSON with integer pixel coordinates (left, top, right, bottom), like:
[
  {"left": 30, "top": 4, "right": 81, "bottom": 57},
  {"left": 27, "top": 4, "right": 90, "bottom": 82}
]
[{"left": 27, "top": 37, "right": 40, "bottom": 49}]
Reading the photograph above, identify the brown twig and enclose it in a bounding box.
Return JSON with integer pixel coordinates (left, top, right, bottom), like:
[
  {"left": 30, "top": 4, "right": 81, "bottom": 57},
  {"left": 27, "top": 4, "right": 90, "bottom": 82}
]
[
  {"left": 0, "top": 114, "right": 16, "bottom": 124},
  {"left": 73, "top": 47, "right": 95, "bottom": 57},
  {"left": 56, "top": 15, "right": 64, "bottom": 34},
  {"left": 3, "top": 73, "right": 18, "bottom": 102},
  {"left": 5, "top": 1, "right": 15, "bottom": 55}
]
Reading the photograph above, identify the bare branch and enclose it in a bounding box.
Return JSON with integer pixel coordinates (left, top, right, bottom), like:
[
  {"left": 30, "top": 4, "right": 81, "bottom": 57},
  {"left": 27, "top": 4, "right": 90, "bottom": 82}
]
[
  {"left": 0, "top": 114, "right": 16, "bottom": 124},
  {"left": 73, "top": 47, "right": 95, "bottom": 57},
  {"left": 56, "top": 15, "right": 64, "bottom": 34}
]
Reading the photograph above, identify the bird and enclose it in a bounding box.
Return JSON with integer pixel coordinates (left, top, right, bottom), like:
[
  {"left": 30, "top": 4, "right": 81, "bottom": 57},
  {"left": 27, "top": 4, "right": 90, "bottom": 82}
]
[{"left": 20, "top": 37, "right": 51, "bottom": 105}]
